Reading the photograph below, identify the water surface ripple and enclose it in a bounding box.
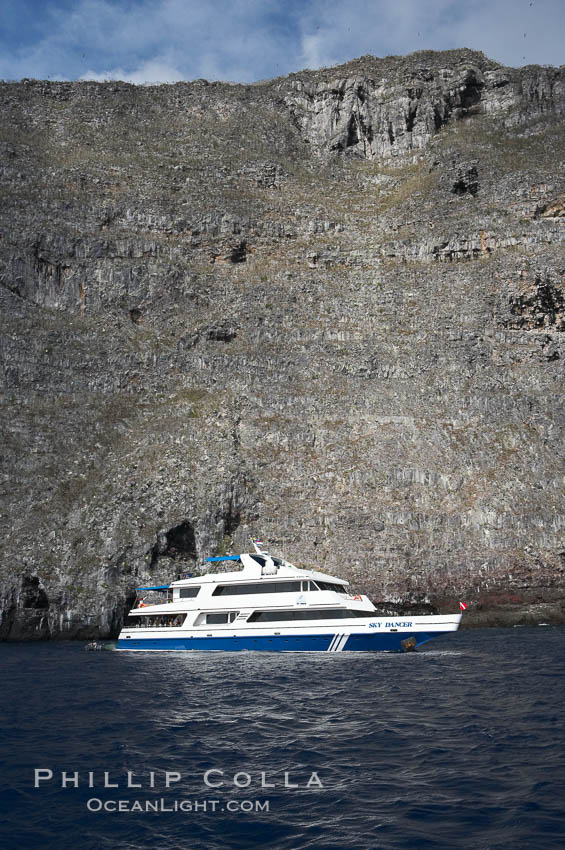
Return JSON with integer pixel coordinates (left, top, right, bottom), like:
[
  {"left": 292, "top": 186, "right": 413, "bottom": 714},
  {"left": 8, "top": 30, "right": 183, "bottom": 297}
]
[{"left": 1, "top": 628, "right": 564, "bottom": 849}]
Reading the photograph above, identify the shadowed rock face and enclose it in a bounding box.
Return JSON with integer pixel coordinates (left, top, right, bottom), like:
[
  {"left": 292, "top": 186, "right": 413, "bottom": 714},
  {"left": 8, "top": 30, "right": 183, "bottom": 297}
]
[{"left": 1, "top": 49, "right": 564, "bottom": 638}]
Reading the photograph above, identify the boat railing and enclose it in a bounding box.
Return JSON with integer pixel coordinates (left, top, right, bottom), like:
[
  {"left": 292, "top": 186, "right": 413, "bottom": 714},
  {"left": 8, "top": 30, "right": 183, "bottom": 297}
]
[
  {"left": 200, "top": 563, "right": 245, "bottom": 575},
  {"left": 136, "top": 599, "right": 174, "bottom": 608},
  {"left": 126, "top": 613, "right": 186, "bottom": 628},
  {"left": 135, "top": 588, "right": 173, "bottom": 608}
]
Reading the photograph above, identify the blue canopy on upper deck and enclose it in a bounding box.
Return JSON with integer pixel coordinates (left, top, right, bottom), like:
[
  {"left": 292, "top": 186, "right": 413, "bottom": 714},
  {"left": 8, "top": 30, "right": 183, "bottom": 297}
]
[
  {"left": 205, "top": 555, "right": 241, "bottom": 562},
  {"left": 136, "top": 585, "right": 171, "bottom": 591}
]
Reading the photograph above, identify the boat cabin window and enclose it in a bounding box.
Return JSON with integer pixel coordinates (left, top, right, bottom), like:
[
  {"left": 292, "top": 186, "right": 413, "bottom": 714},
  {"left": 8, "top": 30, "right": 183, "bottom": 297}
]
[
  {"left": 212, "top": 581, "right": 302, "bottom": 596},
  {"left": 249, "top": 555, "right": 266, "bottom": 566},
  {"left": 179, "top": 586, "right": 201, "bottom": 599},
  {"left": 125, "top": 614, "right": 186, "bottom": 628},
  {"left": 204, "top": 611, "right": 239, "bottom": 625},
  {"left": 313, "top": 581, "right": 347, "bottom": 593},
  {"left": 248, "top": 609, "right": 375, "bottom": 622}
]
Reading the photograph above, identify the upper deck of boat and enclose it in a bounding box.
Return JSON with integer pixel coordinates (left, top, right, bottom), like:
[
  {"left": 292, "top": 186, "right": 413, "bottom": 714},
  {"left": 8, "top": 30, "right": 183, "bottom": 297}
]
[{"left": 170, "top": 552, "right": 350, "bottom": 590}]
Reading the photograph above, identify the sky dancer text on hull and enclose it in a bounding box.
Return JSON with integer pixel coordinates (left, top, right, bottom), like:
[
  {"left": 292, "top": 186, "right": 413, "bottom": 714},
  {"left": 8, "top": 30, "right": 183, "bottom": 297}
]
[{"left": 116, "top": 543, "right": 463, "bottom": 653}]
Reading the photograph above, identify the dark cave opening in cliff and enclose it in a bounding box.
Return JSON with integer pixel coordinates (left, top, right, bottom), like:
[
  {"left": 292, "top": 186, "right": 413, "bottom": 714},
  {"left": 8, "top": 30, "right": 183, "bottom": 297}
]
[
  {"left": 459, "top": 79, "right": 484, "bottom": 114},
  {"left": 230, "top": 241, "right": 247, "bottom": 263},
  {"left": 223, "top": 502, "right": 241, "bottom": 538},
  {"left": 405, "top": 103, "right": 418, "bottom": 133},
  {"left": 346, "top": 115, "right": 360, "bottom": 147},
  {"left": 21, "top": 574, "right": 49, "bottom": 609},
  {"left": 150, "top": 521, "right": 197, "bottom": 570},
  {"left": 164, "top": 522, "right": 197, "bottom": 560}
]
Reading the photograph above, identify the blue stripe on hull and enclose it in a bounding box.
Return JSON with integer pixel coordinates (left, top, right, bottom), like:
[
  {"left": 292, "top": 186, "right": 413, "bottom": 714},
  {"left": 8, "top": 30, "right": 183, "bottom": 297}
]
[{"left": 116, "top": 631, "right": 444, "bottom": 652}]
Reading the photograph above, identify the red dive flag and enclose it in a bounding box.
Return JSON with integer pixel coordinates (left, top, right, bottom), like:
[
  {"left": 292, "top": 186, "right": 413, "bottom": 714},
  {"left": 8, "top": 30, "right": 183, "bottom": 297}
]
[{"left": 459, "top": 601, "right": 467, "bottom": 611}]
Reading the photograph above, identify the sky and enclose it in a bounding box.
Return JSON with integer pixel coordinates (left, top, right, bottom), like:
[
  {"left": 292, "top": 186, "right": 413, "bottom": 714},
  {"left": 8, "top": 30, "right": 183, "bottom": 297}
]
[{"left": 0, "top": 0, "right": 563, "bottom": 84}]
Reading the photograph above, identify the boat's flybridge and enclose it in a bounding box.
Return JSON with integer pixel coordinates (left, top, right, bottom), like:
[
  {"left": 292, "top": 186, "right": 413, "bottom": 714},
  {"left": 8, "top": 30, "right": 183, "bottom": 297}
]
[{"left": 117, "top": 546, "right": 463, "bottom": 652}]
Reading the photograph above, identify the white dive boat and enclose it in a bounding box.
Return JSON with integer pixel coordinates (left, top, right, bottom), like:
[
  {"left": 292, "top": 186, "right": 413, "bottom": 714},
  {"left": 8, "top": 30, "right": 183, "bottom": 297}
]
[{"left": 116, "top": 545, "right": 462, "bottom": 652}]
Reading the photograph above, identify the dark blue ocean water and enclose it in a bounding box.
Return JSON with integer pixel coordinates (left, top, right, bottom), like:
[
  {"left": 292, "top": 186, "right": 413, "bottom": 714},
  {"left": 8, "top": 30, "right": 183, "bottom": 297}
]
[{"left": 1, "top": 628, "right": 564, "bottom": 850}]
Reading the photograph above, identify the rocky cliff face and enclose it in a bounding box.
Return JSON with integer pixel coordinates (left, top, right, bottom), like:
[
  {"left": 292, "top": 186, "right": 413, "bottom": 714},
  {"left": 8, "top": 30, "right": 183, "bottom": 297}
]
[{"left": 1, "top": 49, "right": 564, "bottom": 638}]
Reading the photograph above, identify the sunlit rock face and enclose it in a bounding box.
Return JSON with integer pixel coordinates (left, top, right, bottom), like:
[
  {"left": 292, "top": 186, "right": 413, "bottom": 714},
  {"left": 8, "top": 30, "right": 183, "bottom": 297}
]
[{"left": 1, "top": 49, "right": 564, "bottom": 638}]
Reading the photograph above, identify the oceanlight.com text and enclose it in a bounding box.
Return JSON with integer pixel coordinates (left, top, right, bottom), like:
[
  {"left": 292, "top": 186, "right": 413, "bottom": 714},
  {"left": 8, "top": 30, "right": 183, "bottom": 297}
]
[{"left": 86, "top": 798, "right": 270, "bottom": 813}]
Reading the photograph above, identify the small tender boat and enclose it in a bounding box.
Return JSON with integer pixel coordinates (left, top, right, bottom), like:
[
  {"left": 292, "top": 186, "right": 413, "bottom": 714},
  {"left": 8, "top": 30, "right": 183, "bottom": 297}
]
[{"left": 116, "top": 543, "right": 462, "bottom": 652}]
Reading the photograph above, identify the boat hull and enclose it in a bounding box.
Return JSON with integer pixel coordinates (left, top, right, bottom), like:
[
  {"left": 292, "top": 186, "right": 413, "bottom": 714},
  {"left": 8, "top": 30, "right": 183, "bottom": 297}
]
[{"left": 116, "top": 628, "right": 452, "bottom": 653}]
